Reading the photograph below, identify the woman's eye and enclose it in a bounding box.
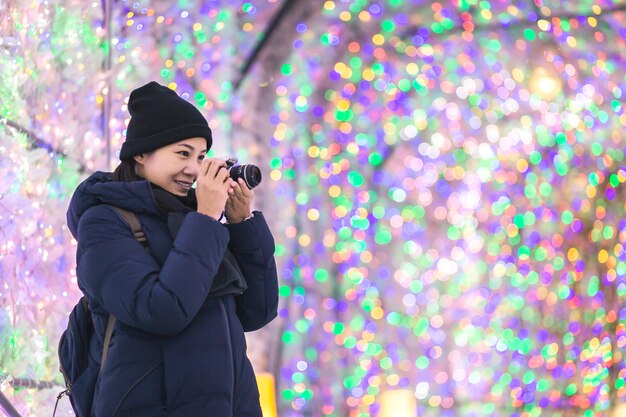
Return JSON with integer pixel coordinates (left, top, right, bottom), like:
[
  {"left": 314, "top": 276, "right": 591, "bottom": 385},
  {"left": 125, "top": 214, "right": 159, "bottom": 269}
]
[
  {"left": 178, "top": 151, "right": 189, "bottom": 157},
  {"left": 198, "top": 155, "right": 205, "bottom": 161}
]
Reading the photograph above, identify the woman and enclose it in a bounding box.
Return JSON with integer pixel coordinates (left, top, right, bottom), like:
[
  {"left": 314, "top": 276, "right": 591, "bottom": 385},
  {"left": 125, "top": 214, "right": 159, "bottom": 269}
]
[{"left": 66, "top": 81, "right": 278, "bottom": 417}]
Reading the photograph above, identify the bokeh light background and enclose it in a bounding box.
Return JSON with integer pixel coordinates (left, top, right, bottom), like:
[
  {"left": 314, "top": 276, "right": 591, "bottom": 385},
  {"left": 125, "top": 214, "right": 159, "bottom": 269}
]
[{"left": 1, "top": 0, "right": 626, "bottom": 416}]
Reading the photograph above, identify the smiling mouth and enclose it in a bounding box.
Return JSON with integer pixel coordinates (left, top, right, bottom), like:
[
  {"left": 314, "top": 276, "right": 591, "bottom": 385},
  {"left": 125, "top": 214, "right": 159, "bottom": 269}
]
[{"left": 174, "top": 180, "right": 193, "bottom": 189}]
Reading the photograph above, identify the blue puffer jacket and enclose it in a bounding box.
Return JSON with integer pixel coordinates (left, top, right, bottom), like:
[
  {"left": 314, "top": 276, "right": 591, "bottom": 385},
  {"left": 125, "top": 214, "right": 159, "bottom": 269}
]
[{"left": 66, "top": 171, "right": 279, "bottom": 417}]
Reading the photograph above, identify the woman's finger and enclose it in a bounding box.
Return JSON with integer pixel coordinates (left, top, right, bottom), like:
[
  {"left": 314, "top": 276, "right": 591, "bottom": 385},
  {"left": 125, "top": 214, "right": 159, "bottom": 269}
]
[
  {"left": 237, "top": 179, "right": 253, "bottom": 196},
  {"left": 215, "top": 166, "right": 229, "bottom": 183},
  {"left": 203, "top": 159, "right": 222, "bottom": 178},
  {"left": 232, "top": 183, "right": 249, "bottom": 202},
  {"left": 200, "top": 157, "right": 212, "bottom": 177}
]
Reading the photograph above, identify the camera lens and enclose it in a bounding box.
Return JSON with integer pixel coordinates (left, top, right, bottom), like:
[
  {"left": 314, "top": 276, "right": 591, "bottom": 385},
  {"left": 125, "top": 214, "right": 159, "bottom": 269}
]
[{"left": 228, "top": 164, "right": 262, "bottom": 189}]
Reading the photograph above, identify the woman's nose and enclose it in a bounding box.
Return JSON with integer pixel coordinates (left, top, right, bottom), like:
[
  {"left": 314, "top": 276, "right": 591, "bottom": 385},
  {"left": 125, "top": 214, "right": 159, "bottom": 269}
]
[{"left": 183, "top": 159, "right": 200, "bottom": 176}]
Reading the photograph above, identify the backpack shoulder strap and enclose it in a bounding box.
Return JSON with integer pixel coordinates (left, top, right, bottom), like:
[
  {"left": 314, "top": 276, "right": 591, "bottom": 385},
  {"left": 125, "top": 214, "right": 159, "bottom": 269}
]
[
  {"left": 110, "top": 206, "right": 148, "bottom": 247},
  {"left": 99, "top": 206, "right": 148, "bottom": 370},
  {"left": 78, "top": 295, "right": 117, "bottom": 371},
  {"left": 101, "top": 315, "right": 116, "bottom": 371},
  {"left": 80, "top": 296, "right": 90, "bottom": 313}
]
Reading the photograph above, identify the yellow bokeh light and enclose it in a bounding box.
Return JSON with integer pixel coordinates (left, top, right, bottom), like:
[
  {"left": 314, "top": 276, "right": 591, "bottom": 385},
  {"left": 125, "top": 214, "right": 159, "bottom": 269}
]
[
  {"left": 334, "top": 206, "right": 347, "bottom": 218},
  {"left": 362, "top": 68, "right": 375, "bottom": 81},
  {"left": 329, "top": 185, "right": 341, "bottom": 198},
  {"left": 406, "top": 62, "right": 419, "bottom": 75},
  {"left": 586, "top": 184, "right": 596, "bottom": 198},
  {"left": 537, "top": 19, "right": 551, "bottom": 31},
  {"left": 339, "top": 122, "right": 352, "bottom": 134},
  {"left": 379, "top": 389, "right": 416, "bottom": 417},
  {"left": 507, "top": 5, "right": 519, "bottom": 16},
  {"left": 307, "top": 209, "right": 320, "bottom": 221},
  {"left": 566, "top": 36, "right": 576, "bottom": 47},
  {"left": 298, "top": 234, "right": 311, "bottom": 247},
  {"left": 270, "top": 170, "right": 282, "bottom": 181},
  {"left": 529, "top": 67, "right": 562, "bottom": 101},
  {"left": 336, "top": 98, "right": 350, "bottom": 111},
  {"left": 512, "top": 68, "right": 525, "bottom": 83},
  {"left": 429, "top": 396, "right": 442, "bottom": 407},
  {"left": 308, "top": 146, "right": 320, "bottom": 158},
  {"left": 371, "top": 306, "right": 384, "bottom": 320},
  {"left": 598, "top": 249, "right": 609, "bottom": 263},
  {"left": 372, "top": 34, "right": 385, "bottom": 46},
  {"left": 386, "top": 374, "right": 400, "bottom": 386}
]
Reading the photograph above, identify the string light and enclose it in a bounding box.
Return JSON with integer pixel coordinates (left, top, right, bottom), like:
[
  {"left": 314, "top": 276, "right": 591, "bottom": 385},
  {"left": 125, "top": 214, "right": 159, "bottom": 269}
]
[{"left": 529, "top": 66, "right": 563, "bottom": 101}]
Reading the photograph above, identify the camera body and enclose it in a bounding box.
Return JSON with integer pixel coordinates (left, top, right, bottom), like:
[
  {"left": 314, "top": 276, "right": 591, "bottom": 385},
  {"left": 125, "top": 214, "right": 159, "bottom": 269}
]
[{"left": 224, "top": 157, "right": 262, "bottom": 189}]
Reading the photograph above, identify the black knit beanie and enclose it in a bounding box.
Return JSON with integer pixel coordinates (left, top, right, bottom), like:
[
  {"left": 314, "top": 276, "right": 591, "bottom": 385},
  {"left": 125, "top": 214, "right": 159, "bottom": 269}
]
[{"left": 119, "top": 81, "right": 213, "bottom": 160}]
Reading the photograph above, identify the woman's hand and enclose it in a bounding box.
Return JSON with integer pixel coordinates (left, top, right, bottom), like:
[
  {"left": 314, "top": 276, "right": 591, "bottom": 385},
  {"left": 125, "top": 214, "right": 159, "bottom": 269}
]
[
  {"left": 196, "top": 158, "right": 236, "bottom": 220},
  {"left": 224, "top": 178, "right": 253, "bottom": 223}
]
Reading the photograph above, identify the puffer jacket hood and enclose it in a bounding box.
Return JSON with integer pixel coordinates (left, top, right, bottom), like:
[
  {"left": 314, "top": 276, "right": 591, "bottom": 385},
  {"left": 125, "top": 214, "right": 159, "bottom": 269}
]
[{"left": 67, "top": 171, "right": 161, "bottom": 239}]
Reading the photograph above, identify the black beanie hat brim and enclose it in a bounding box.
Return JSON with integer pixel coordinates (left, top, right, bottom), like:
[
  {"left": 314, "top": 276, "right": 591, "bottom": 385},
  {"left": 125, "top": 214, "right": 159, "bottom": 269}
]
[{"left": 119, "top": 124, "right": 213, "bottom": 160}]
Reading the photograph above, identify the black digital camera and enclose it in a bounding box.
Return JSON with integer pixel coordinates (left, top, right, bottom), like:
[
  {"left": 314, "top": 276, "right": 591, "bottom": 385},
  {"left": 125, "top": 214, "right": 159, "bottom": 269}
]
[{"left": 224, "top": 157, "right": 262, "bottom": 189}]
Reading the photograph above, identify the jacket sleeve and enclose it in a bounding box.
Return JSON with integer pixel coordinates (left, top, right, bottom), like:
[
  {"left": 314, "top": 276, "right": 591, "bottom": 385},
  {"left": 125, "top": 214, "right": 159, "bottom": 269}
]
[
  {"left": 77, "top": 205, "right": 229, "bottom": 336},
  {"left": 225, "top": 211, "right": 279, "bottom": 332}
]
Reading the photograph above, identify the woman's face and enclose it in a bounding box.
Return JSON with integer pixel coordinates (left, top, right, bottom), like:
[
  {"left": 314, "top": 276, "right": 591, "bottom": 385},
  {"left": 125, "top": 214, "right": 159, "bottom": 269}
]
[{"left": 133, "top": 137, "right": 208, "bottom": 196}]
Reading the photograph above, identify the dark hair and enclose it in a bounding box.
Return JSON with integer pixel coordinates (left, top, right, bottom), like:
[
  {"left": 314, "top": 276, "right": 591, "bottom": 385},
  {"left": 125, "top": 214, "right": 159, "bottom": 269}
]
[{"left": 112, "top": 159, "right": 143, "bottom": 182}]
